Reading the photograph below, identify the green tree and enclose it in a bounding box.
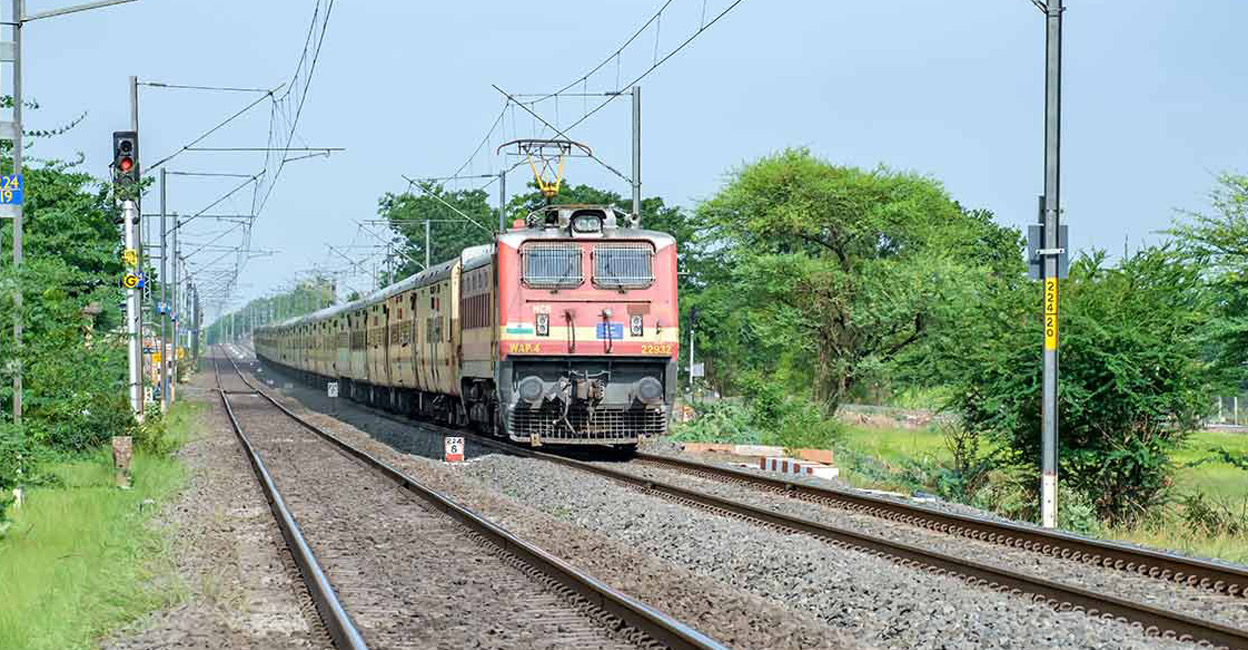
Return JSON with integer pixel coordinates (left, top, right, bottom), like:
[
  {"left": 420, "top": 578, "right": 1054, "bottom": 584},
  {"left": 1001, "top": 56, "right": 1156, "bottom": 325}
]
[
  {"left": 935, "top": 249, "right": 1219, "bottom": 524},
  {"left": 1169, "top": 173, "right": 1248, "bottom": 382},
  {"left": 205, "top": 276, "right": 336, "bottom": 344},
  {"left": 692, "top": 148, "right": 1020, "bottom": 413},
  {"left": 378, "top": 184, "right": 496, "bottom": 280}
]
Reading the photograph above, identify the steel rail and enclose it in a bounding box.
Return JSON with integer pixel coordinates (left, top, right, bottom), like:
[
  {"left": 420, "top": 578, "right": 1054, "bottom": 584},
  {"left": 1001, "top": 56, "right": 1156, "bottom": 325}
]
[
  {"left": 632, "top": 452, "right": 1248, "bottom": 597},
  {"left": 239, "top": 356, "right": 1248, "bottom": 649},
  {"left": 465, "top": 436, "right": 1248, "bottom": 650},
  {"left": 223, "top": 353, "right": 731, "bottom": 650},
  {"left": 212, "top": 357, "right": 369, "bottom": 650}
]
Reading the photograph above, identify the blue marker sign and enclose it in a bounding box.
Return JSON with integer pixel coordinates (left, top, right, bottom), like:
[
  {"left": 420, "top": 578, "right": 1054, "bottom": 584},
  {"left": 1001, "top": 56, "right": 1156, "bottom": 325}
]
[
  {"left": 0, "top": 174, "right": 22, "bottom": 205},
  {"left": 596, "top": 322, "right": 624, "bottom": 339}
]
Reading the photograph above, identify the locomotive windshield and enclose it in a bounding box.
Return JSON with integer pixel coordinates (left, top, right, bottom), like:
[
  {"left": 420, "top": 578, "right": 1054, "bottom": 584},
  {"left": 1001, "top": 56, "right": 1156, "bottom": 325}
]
[
  {"left": 522, "top": 242, "right": 582, "bottom": 288},
  {"left": 593, "top": 242, "right": 654, "bottom": 289}
]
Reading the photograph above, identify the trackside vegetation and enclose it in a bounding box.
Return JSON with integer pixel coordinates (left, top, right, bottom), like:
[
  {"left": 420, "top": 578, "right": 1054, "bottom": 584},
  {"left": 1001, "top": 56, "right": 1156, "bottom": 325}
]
[
  {"left": 672, "top": 151, "right": 1247, "bottom": 555},
  {"left": 1, "top": 133, "right": 194, "bottom": 646}
]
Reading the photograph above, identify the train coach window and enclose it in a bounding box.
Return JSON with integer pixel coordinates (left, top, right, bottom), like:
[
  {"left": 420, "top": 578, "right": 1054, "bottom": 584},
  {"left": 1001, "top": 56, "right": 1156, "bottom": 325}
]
[
  {"left": 522, "top": 242, "right": 582, "bottom": 289},
  {"left": 594, "top": 242, "right": 654, "bottom": 289}
]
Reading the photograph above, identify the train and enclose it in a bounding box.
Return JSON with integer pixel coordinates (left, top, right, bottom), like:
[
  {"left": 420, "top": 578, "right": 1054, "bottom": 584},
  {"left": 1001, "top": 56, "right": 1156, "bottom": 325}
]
[{"left": 254, "top": 203, "right": 679, "bottom": 448}]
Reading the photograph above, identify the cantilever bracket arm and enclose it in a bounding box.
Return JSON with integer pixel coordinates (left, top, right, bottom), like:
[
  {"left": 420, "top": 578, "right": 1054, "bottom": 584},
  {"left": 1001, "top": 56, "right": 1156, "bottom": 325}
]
[{"left": 22, "top": 0, "right": 138, "bottom": 22}]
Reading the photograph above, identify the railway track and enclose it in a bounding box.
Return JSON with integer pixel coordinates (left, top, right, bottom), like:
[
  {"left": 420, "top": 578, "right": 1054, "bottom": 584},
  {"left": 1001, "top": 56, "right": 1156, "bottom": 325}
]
[
  {"left": 232, "top": 353, "right": 1248, "bottom": 649},
  {"left": 212, "top": 349, "right": 730, "bottom": 650},
  {"left": 630, "top": 452, "right": 1248, "bottom": 597}
]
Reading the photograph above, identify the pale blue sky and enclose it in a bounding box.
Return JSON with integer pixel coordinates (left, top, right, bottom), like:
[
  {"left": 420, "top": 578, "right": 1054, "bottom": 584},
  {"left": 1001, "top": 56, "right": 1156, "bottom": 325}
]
[{"left": 18, "top": 1, "right": 1248, "bottom": 319}]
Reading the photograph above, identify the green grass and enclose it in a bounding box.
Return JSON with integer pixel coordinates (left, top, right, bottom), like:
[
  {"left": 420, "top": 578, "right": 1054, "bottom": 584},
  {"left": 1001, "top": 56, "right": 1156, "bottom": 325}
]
[
  {"left": 835, "top": 425, "right": 1248, "bottom": 563},
  {"left": 0, "top": 403, "right": 199, "bottom": 650},
  {"left": 1173, "top": 430, "right": 1248, "bottom": 502},
  {"left": 840, "top": 424, "right": 951, "bottom": 465}
]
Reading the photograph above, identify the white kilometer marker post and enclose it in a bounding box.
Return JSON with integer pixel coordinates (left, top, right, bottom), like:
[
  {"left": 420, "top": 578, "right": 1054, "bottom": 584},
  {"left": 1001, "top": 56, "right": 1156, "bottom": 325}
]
[{"left": 444, "top": 436, "right": 464, "bottom": 463}]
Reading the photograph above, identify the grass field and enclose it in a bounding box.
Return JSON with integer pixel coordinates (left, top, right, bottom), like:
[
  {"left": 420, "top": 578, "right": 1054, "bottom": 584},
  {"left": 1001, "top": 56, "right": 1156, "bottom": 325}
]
[
  {"left": 0, "top": 404, "right": 198, "bottom": 650},
  {"left": 835, "top": 424, "right": 1248, "bottom": 563},
  {"left": 1173, "top": 430, "right": 1248, "bottom": 501}
]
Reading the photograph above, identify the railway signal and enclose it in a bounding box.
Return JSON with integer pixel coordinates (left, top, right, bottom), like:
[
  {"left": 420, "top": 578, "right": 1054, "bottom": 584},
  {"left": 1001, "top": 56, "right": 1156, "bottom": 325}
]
[{"left": 112, "top": 130, "right": 139, "bottom": 186}]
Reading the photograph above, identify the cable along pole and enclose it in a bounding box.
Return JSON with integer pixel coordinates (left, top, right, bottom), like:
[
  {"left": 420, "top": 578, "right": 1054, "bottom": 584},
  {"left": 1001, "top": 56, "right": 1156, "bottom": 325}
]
[{"left": 1039, "top": 0, "right": 1063, "bottom": 529}]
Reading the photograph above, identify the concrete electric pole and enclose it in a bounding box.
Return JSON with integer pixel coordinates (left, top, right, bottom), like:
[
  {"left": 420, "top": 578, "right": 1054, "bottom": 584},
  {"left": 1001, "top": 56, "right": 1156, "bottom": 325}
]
[
  {"left": 1039, "top": 0, "right": 1064, "bottom": 529},
  {"left": 159, "top": 168, "right": 168, "bottom": 411},
  {"left": 631, "top": 85, "right": 641, "bottom": 219}
]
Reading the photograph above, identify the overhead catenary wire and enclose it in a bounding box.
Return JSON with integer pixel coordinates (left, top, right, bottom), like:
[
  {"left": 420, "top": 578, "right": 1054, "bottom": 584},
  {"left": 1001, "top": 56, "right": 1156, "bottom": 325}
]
[
  {"left": 428, "top": 1, "right": 676, "bottom": 194},
  {"left": 525, "top": 0, "right": 675, "bottom": 105},
  {"left": 253, "top": 0, "right": 337, "bottom": 216},
  {"left": 542, "top": 0, "right": 747, "bottom": 136},
  {"left": 144, "top": 85, "right": 285, "bottom": 173},
  {"left": 493, "top": 85, "right": 632, "bottom": 185},
  {"left": 139, "top": 81, "right": 274, "bottom": 93},
  {"left": 174, "top": 172, "right": 265, "bottom": 232}
]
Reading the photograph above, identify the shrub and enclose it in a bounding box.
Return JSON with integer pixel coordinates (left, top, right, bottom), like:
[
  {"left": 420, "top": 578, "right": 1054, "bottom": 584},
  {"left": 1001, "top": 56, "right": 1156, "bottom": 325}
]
[
  {"left": 937, "top": 421, "right": 999, "bottom": 502},
  {"left": 1179, "top": 493, "right": 1248, "bottom": 537},
  {"left": 672, "top": 375, "right": 843, "bottom": 451},
  {"left": 0, "top": 424, "right": 36, "bottom": 526},
  {"left": 672, "top": 400, "right": 759, "bottom": 444},
  {"left": 934, "top": 248, "right": 1220, "bottom": 525}
]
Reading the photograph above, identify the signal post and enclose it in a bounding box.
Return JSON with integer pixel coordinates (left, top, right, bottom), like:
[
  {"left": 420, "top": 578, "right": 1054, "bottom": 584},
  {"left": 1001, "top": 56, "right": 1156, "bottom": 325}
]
[{"left": 115, "top": 131, "right": 143, "bottom": 427}]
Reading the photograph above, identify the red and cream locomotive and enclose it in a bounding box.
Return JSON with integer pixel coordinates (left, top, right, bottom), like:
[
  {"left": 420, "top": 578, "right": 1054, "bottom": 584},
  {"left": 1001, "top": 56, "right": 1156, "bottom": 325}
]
[{"left": 254, "top": 202, "right": 679, "bottom": 448}]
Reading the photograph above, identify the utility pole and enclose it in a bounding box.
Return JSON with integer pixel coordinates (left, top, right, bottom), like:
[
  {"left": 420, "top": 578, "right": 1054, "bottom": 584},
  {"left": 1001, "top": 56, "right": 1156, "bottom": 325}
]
[
  {"left": 123, "top": 198, "right": 143, "bottom": 421},
  {"left": 498, "top": 170, "right": 506, "bottom": 232},
  {"left": 424, "top": 219, "right": 431, "bottom": 269},
  {"left": 7, "top": 0, "right": 25, "bottom": 425},
  {"left": 192, "top": 284, "right": 200, "bottom": 364},
  {"left": 631, "top": 85, "right": 641, "bottom": 219},
  {"left": 159, "top": 168, "right": 168, "bottom": 411},
  {"left": 114, "top": 130, "right": 142, "bottom": 422},
  {"left": 130, "top": 74, "right": 146, "bottom": 413},
  {"left": 170, "top": 217, "right": 179, "bottom": 400},
  {"left": 1039, "top": 0, "right": 1064, "bottom": 529}
]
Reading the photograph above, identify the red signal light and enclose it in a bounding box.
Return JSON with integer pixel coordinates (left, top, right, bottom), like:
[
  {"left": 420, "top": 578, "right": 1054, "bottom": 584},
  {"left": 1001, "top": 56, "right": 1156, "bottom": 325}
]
[{"left": 119, "top": 157, "right": 134, "bottom": 172}]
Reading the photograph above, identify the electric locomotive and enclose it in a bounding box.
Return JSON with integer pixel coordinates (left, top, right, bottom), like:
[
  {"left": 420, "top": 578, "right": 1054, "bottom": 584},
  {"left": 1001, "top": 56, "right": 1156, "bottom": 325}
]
[
  {"left": 486, "top": 204, "right": 679, "bottom": 446},
  {"left": 254, "top": 203, "right": 678, "bottom": 448}
]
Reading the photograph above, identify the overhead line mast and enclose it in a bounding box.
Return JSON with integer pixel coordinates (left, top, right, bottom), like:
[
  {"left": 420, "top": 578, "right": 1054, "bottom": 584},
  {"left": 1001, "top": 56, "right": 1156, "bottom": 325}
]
[{"left": 1036, "top": 0, "right": 1064, "bottom": 529}]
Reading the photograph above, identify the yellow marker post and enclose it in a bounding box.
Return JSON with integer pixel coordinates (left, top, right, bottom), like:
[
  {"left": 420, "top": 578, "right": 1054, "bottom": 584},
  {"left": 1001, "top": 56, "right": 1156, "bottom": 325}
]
[{"left": 1044, "top": 278, "right": 1058, "bottom": 350}]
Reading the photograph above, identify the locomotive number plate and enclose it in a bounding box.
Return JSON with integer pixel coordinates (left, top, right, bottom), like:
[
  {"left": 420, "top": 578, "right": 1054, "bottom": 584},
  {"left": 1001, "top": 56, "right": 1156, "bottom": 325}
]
[{"left": 641, "top": 344, "right": 673, "bottom": 355}]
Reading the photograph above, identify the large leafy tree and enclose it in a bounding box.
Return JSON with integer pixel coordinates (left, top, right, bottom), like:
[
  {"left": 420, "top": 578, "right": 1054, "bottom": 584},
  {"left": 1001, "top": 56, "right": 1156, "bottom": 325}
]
[
  {"left": 933, "top": 249, "right": 1219, "bottom": 523},
  {"left": 378, "top": 184, "right": 496, "bottom": 280},
  {"left": 693, "top": 148, "right": 1020, "bottom": 412}
]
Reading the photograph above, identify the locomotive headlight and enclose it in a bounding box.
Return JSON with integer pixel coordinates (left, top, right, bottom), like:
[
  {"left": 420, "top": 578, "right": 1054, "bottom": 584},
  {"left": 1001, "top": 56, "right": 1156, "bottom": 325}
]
[
  {"left": 637, "top": 377, "right": 664, "bottom": 404},
  {"left": 572, "top": 214, "right": 602, "bottom": 233},
  {"left": 518, "top": 376, "right": 545, "bottom": 404},
  {"left": 629, "top": 314, "right": 643, "bottom": 336},
  {"left": 536, "top": 312, "right": 550, "bottom": 337}
]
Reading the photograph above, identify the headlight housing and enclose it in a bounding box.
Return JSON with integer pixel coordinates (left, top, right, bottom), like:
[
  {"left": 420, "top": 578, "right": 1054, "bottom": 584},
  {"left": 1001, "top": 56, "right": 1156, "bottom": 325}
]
[
  {"left": 636, "top": 376, "right": 664, "bottom": 404},
  {"left": 517, "top": 376, "right": 545, "bottom": 404}
]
